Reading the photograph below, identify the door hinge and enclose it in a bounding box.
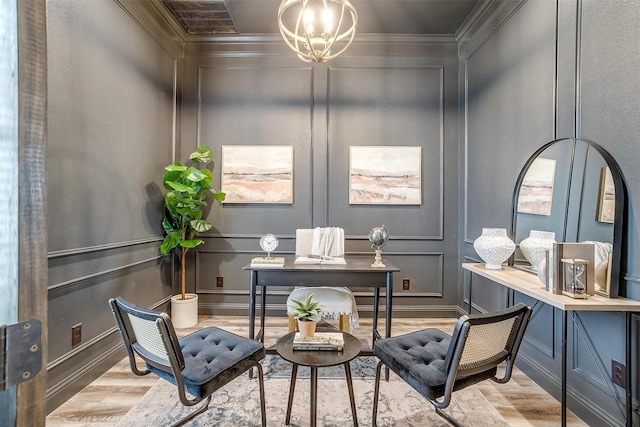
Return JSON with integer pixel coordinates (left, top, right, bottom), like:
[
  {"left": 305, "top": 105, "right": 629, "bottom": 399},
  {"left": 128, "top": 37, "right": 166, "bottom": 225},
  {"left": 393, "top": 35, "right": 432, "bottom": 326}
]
[{"left": 0, "top": 320, "right": 42, "bottom": 392}]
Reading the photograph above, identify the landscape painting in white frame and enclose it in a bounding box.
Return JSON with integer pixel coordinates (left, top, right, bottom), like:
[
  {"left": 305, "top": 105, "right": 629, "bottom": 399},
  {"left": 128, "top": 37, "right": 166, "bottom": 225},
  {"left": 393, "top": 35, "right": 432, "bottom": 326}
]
[
  {"left": 349, "top": 146, "right": 422, "bottom": 205},
  {"left": 221, "top": 145, "right": 293, "bottom": 203},
  {"left": 517, "top": 157, "right": 556, "bottom": 216}
]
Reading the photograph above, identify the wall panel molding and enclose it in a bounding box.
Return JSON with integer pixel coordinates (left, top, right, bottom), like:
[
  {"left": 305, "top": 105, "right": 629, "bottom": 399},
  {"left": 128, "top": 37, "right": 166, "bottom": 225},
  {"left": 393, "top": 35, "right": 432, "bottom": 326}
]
[{"left": 48, "top": 237, "right": 163, "bottom": 259}]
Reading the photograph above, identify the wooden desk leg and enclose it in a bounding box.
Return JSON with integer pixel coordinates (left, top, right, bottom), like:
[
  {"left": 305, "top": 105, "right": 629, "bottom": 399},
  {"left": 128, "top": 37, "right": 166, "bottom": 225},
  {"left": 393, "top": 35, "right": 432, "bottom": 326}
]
[
  {"left": 310, "top": 367, "right": 318, "bottom": 427},
  {"left": 285, "top": 364, "right": 298, "bottom": 425},
  {"left": 344, "top": 363, "right": 359, "bottom": 426}
]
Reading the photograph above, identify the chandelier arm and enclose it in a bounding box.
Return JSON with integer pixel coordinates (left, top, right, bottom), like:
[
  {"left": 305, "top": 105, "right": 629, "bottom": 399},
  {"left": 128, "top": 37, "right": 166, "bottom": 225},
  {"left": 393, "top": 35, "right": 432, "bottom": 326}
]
[
  {"left": 279, "top": 2, "right": 307, "bottom": 57},
  {"left": 315, "top": 4, "right": 343, "bottom": 57}
]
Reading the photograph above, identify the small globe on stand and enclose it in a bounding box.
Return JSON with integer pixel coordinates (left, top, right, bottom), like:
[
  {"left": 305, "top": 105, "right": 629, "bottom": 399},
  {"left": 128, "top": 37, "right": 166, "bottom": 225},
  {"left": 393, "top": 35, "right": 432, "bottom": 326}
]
[{"left": 368, "top": 225, "right": 389, "bottom": 268}]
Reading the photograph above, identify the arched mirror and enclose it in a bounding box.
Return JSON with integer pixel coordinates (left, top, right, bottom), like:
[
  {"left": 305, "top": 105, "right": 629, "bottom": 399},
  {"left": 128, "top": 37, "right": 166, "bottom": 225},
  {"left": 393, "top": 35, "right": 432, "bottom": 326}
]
[{"left": 510, "top": 138, "right": 627, "bottom": 298}]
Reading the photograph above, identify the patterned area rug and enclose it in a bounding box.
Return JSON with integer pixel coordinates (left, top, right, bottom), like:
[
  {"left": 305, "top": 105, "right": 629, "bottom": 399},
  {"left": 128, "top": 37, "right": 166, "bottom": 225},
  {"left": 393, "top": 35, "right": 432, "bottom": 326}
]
[{"left": 116, "top": 355, "right": 508, "bottom": 427}]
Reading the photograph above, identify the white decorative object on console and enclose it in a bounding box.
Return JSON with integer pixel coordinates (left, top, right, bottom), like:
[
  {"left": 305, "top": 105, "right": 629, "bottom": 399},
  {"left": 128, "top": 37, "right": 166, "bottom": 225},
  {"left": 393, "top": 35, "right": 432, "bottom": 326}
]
[
  {"left": 519, "top": 230, "right": 556, "bottom": 271},
  {"left": 473, "top": 228, "right": 516, "bottom": 270}
]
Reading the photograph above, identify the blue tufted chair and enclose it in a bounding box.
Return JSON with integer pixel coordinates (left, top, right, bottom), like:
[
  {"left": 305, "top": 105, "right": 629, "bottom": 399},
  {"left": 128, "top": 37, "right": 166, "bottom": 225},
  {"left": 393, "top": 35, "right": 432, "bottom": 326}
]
[
  {"left": 109, "top": 296, "right": 266, "bottom": 427},
  {"left": 372, "top": 303, "right": 532, "bottom": 426}
]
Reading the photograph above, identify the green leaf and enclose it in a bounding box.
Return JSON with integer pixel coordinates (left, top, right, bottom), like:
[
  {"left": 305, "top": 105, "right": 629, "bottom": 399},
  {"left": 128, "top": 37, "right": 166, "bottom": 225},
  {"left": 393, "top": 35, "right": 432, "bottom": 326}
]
[
  {"left": 288, "top": 293, "right": 323, "bottom": 321},
  {"left": 190, "top": 219, "right": 212, "bottom": 233},
  {"left": 166, "top": 180, "right": 195, "bottom": 194},
  {"left": 211, "top": 189, "right": 226, "bottom": 201},
  {"left": 190, "top": 145, "right": 213, "bottom": 163},
  {"left": 185, "top": 167, "right": 206, "bottom": 182},
  {"left": 160, "top": 231, "right": 181, "bottom": 254},
  {"left": 180, "top": 238, "right": 204, "bottom": 248},
  {"left": 165, "top": 163, "right": 187, "bottom": 172},
  {"left": 161, "top": 217, "right": 175, "bottom": 234}
]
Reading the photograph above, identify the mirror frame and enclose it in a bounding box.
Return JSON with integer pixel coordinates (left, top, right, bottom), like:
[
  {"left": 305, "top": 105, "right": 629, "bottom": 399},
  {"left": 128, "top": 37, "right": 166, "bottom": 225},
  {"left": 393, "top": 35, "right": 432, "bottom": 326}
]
[{"left": 510, "top": 138, "right": 627, "bottom": 298}]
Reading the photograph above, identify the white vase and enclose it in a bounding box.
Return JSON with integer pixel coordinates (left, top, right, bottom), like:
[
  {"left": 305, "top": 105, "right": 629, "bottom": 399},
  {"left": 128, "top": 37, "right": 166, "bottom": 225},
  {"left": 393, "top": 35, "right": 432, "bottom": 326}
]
[
  {"left": 520, "top": 230, "right": 556, "bottom": 271},
  {"left": 473, "top": 228, "right": 516, "bottom": 270},
  {"left": 170, "top": 293, "right": 198, "bottom": 329}
]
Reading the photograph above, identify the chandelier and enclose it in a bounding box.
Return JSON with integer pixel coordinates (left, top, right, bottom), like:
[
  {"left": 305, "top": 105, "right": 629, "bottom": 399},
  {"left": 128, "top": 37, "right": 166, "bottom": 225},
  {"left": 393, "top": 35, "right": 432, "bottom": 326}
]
[{"left": 278, "top": 0, "right": 358, "bottom": 63}]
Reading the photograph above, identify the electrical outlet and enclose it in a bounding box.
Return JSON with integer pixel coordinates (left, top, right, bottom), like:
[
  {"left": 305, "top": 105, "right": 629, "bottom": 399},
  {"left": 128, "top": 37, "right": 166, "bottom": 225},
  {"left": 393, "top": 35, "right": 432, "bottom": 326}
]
[
  {"left": 612, "top": 360, "right": 626, "bottom": 388},
  {"left": 216, "top": 276, "right": 224, "bottom": 287},
  {"left": 71, "top": 323, "right": 82, "bottom": 346},
  {"left": 402, "top": 278, "right": 410, "bottom": 291}
]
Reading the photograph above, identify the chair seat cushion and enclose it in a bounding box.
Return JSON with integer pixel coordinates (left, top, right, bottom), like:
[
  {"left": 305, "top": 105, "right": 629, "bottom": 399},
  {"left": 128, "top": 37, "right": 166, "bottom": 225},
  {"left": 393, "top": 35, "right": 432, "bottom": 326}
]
[
  {"left": 373, "top": 328, "right": 497, "bottom": 400},
  {"left": 148, "top": 327, "right": 265, "bottom": 398}
]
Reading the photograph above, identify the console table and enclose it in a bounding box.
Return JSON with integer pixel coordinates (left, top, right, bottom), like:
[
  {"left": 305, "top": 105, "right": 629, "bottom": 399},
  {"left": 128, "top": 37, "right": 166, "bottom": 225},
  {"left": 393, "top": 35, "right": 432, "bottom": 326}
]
[
  {"left": 463, "top": 262, "right": 640, "bottom": 427},
  {"left": 244, "top": 259, "right": 400, "bottom": 352}
]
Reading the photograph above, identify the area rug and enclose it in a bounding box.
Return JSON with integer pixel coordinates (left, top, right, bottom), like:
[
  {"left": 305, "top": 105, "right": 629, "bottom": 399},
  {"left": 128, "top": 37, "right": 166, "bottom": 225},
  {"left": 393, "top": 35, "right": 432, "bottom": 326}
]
[{"left": 117, "top": 355, "right": 508, "bottom": 427}]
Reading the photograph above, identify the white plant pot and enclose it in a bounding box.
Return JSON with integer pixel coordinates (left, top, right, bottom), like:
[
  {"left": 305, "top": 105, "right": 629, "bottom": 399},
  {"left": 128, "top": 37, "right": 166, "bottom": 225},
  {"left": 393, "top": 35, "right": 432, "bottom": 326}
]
[
  {"left": 473, "top": 228, "right": 516, "bottom": 270},
  {"left": 171, "top": 293, "right": 198, "bottom": 329}
]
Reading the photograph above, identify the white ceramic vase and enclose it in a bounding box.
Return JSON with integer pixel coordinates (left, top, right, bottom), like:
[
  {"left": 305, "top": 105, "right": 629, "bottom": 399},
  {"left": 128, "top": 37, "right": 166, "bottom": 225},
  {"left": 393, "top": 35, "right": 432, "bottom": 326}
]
[
  {"left": 473, "top": 228, "right": 516, "bottom": 270},
  {"left": 519, "top": 230, "right": 556, "bottom": 271},
  {"left": 171, "top": 293, "right": 198, "bottom": 329}
]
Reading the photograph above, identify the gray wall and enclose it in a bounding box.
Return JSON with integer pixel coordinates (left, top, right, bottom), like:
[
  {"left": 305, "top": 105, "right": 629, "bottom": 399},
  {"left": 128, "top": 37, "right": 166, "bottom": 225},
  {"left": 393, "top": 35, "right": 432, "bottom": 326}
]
[
  {"left": 460, "top": 0, "right": 640, "bottom": 425},
  {"left": 45, "top": 0, "right": 181, "bottom": 410},
  {"left": 180, "top": 39, "right": 461, "bottom": 319}
]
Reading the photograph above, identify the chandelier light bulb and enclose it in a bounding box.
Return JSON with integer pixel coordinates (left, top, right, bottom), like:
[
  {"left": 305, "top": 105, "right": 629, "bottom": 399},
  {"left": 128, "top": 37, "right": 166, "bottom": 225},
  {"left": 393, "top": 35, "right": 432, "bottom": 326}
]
[
  {"left": 278, "top": 0, "right": 357, "bottom": 63},
  {"left": 322, "top": 8, "right": 332, "bottom": 33}
]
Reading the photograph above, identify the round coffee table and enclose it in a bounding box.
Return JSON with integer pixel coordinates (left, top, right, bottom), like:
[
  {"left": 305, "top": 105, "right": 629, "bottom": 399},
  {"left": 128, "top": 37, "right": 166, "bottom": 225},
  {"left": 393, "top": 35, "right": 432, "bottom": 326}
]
[{"left": 275, "top": 331, "right": 361, "bottom": 427}]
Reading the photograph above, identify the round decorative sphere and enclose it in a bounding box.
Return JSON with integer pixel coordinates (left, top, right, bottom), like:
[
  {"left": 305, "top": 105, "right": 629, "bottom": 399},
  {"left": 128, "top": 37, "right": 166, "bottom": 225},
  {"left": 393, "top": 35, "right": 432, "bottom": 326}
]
[
  {"left": 473, "top": 228, "right": 516, "bottom": 270},
  {"left": 519, "top": 230, "right": 556, "bottom": 271},
  {"left": 368, "top": 225, "right": 389, "bottom": 249}
]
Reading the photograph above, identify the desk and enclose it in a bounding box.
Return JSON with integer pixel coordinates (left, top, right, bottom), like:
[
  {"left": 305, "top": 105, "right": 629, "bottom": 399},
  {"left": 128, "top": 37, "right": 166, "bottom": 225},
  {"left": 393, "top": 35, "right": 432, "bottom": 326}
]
[
  {"left": 244, "top": 259, "right": 399, "bottom": 352},
  {"left": 463, "top": 263, "right": 640, "bottom": 427},
  {"left": 276, "top": 332, "right": 361, "bottom": 426}
]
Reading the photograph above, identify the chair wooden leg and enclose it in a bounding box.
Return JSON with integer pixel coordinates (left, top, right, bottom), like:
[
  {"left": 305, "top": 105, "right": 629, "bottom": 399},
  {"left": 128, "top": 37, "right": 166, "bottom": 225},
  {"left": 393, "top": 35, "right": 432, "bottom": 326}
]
[
  {"left": 288, "top": 314, "right": 297, "bottom": 332},
  {"left": 339, "top": 314, "right": 350, "bottom": 332}
]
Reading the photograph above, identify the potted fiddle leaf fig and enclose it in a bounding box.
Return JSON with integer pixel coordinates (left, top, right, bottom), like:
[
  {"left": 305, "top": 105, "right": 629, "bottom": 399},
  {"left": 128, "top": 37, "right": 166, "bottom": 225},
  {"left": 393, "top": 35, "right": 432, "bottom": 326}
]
[
  {"left": 288, "top": 293, "right": 322, "bottom": 337},
  {"left": 160, "top": 145, "right": 225, "bottom": 328}
]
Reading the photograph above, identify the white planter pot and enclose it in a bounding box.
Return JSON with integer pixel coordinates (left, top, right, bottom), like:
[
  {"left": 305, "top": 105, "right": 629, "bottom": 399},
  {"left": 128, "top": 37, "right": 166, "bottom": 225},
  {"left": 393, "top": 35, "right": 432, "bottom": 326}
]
[
  {"left": 473, "top": 228, "right": 516, "bottom": 270},
  {"left": 519, "top": 230, "right": 556, "bottom": 271},
  {"left": 171, "top": 293, "right": 198, "bottom": 329}
]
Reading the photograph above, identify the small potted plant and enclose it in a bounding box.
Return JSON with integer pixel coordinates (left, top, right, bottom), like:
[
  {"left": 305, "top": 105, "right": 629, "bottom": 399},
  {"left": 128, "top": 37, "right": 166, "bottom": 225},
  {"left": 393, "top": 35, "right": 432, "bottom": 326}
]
[
  {"left": 288, "top": 293, "right": 322, "bottom": 337},
  {"left": 160, "top": 145, "right": 225, "bottom": 328}
]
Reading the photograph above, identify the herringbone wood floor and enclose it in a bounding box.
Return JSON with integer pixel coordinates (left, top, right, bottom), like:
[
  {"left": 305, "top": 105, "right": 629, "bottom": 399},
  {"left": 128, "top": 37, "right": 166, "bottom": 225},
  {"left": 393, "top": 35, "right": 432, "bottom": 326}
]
[{"left": 46, "top": 316, "right": 587, "bottom": 426}]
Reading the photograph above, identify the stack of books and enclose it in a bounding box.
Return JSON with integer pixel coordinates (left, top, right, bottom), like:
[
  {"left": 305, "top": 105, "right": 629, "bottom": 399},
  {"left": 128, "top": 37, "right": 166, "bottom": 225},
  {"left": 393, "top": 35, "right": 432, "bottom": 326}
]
[
  {"left": 250, "top": 257, "right": 285, "bottom": 268},
  {"left": 292, "top": 332, "right": 345, "bottom": 351}
]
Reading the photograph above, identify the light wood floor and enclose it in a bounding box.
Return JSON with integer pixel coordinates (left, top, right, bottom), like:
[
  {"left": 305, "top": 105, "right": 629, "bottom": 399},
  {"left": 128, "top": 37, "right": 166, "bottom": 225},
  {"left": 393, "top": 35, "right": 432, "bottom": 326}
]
[{"left": 46, "top": 316, "right": 587, "bottom": 426}]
